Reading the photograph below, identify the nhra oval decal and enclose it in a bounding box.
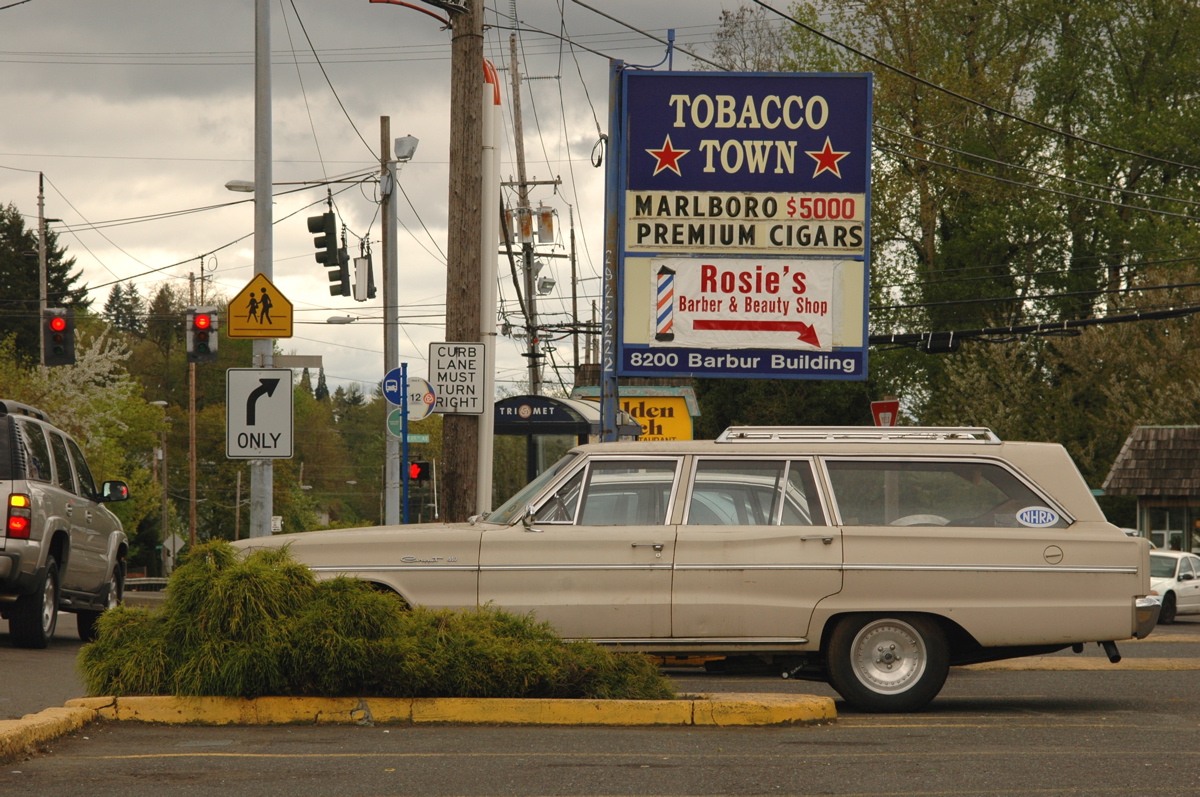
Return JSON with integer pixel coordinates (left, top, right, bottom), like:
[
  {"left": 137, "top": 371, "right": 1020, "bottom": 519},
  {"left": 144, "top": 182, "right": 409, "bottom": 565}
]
[{"left": 1016, "top": 507, "right": 1059, "bottom": 528}]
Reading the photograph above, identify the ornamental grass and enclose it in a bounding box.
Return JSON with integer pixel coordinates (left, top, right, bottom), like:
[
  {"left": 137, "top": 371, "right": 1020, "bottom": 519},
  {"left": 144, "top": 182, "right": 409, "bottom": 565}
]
[{"left": 78, "top": 540, "right": 676, "bottom": 701}]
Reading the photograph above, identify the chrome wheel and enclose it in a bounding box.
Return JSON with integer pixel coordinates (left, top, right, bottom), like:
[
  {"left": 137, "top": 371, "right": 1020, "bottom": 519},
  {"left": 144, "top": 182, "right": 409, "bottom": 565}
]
[
  {"left": 849, "top": 618, "right": 928, "bottom": 694},
  {"left": 40, "top": 568, "right": 59, "bottom": 635},
  {"left": 827, "top": 613, "right": 949, "bottom": 713}
]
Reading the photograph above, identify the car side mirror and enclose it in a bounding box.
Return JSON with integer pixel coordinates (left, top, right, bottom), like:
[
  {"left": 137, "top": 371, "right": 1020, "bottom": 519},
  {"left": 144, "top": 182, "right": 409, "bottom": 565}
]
[
  {"left": 1180, "top": 572, "right": 1195, "bottom": 582},
  {"left": 99, "top": 480, "right": 130, "bottom": 503},
  {"left": 520, "top": 505, "right": 544, "bottom": 533}
]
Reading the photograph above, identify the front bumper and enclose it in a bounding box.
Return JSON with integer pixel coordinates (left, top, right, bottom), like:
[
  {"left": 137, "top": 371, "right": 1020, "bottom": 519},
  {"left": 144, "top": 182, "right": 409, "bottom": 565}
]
[{"left": 1134, "top": 596, "right": 1162, "bottom": 638}]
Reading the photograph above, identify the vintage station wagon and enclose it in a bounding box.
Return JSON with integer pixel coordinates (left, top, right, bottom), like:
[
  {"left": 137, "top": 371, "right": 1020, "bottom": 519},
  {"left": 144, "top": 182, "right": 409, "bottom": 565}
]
[{"left": 238, "top": 427, "right": 1160, "bottom": 712}]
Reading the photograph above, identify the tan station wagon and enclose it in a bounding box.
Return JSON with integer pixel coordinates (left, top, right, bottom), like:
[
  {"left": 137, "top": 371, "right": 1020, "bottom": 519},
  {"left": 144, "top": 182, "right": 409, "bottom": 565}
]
[{"left": 237, "top": 427, "right": 1160, "bottom": 712}]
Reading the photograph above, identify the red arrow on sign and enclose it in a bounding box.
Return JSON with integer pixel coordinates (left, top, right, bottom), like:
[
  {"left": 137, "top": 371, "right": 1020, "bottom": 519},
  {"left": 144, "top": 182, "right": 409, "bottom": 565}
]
[{"left": 692, "top": 320, "right": 820, "bottom": 347}]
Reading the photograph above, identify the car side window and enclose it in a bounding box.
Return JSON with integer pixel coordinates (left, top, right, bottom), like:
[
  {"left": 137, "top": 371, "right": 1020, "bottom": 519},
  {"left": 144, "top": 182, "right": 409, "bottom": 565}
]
[
  {"left": 825, "top": 459, "right": 1068, "bottom": 528},
  {"left": 1181, "top": 557, "right": 1197, "bottom": 579},
  {"left": 15, "top": 419, "right": 53, "bottom": 483},
  {"left": 534, "top": 469, "right": 584, "bottom": 523},
  {"left": 47, "top": 431, "right": 77, "bottom": 494},
  {"left": 66, "top": 438, "right": 99, "bottom": 499},
  {"left": 576, "top": 459, "right": 677, "bottom": 526},
  {"left": 781, "top": 460, "right": 827, "bottom": 526},
  {"left": 687, "top": 459, "right": 782, "bottom": 525},
  {"left": 686, "top": 459, "right": 827, "bottom": 526}
]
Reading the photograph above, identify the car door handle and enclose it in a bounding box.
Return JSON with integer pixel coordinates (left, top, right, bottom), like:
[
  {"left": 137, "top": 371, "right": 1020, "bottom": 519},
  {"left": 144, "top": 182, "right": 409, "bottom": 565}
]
[
  {"left": 799, "top": 536, "right": 834, "bottom": 545},
  {"left": 65, "top": 504, "right": 73, "bottom": 517},
  {"left": 631, "top": 542, "right": 664, "bottom": 551}
]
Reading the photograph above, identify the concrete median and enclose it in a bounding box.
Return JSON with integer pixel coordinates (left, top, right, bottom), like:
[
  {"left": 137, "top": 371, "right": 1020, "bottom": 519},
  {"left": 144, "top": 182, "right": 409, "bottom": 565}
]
[{"left": 0, "top": 692, "right": 836, "bottom": 762}]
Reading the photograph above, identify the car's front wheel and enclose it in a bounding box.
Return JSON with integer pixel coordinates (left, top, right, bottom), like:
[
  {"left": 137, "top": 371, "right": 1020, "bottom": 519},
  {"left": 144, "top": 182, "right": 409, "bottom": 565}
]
[
  {"left": 77, "top": 565, "right": 124, "bottom": 642},
  {"left": 1159, "top": 592, "right": 1177, "bottom": 625},
  {"left": 826, "top": 614, "right": 949, "bottom": 713},
  {"left": 10, "top": 558, "right": 60, "bottom": 649}
]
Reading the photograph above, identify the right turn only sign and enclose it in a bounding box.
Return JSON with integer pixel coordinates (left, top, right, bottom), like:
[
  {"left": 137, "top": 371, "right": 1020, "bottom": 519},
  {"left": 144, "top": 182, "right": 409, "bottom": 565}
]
[{"left": 226, "top": 368, "right": 294, "bottom": 458}]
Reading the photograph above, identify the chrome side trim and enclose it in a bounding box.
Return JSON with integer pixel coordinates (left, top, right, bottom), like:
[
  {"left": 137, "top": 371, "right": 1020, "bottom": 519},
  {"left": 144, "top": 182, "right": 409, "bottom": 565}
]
[
  {"left": 481, "top": 564, "right": 675, "bottom": 572},
  {"left": 572, "top": 636, "right": 810, "bottom": 646},
  {"left": 310, "top": 565, "right": 477, "bottom": 573},
  {"left": 673, "top": 563, "right": 841, "bottom": 571},
  {"left": 844, "top": 563, "right": 1137, "bottom": 574},
  {"left": 314, "top": 563, "right": 1137, "bottom": 575}
]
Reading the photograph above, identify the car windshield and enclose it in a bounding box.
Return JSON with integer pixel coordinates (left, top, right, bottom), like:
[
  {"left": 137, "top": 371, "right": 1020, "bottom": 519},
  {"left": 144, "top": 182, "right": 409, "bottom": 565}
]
[
  {"left": 484, "top": 453, "right": 580, "bottom": 525},
  {"left": 1150, "top": 554, "right": 1178, "bottom": 579}
]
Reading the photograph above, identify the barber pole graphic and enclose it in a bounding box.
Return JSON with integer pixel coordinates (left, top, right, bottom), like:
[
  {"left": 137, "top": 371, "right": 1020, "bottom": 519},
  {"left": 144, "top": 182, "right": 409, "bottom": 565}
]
[{"left": 655, "top": 265, "right": 675, "bottom": 341}]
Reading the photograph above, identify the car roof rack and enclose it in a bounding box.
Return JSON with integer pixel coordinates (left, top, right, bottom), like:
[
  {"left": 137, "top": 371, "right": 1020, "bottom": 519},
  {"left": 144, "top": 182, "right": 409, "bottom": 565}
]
[
  {"left": 716, "top": 426, "right": 1001, "bottom": 444},
  {"left": 0, "top": 400, "right": 50, "bottom": 423}
]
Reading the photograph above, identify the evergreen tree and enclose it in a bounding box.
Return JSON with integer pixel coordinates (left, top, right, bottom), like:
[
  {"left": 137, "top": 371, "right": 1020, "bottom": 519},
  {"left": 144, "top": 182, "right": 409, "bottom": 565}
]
[
  {"left": 103, "top": 282, "right": 146, "bottom": 335},
  {"left": 0, "top": 203, "right": 90, "bottom": 362},
  {"left": 315, "top": 367, "right": 330, "bottom": 401}
]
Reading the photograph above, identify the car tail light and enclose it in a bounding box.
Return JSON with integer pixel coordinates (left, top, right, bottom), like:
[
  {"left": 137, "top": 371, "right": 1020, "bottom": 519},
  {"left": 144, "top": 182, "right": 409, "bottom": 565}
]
[{"left": 7, "top": 494, "right": 32, "bottom": 539}]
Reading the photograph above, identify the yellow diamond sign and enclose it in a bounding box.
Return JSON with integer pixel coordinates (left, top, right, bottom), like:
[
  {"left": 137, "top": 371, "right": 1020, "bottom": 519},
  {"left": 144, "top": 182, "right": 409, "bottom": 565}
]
[{"left": 227, "top": 273, "right": 293, "bottom": 339}]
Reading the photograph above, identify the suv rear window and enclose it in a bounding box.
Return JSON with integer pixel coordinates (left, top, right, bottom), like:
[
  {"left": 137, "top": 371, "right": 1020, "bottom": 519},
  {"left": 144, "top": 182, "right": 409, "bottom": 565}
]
[
  {"left": 826, "top": 459, "right": 1068, "bottom": 528},
  {"left": 48, "top": 431, "right": 77, "bottom": 493},
  {"left": 15, "top": 418, "right": 53, "bottom": 483}
]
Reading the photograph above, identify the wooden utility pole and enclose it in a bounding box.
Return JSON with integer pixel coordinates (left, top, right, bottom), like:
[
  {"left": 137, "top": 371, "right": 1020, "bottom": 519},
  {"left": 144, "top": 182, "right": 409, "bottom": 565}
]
[
  {"left": 442, "top": 0, "right": 484, "bottom": 522},
  {"left": 188, "top": 273, "right": 197, "bottom": 547}
]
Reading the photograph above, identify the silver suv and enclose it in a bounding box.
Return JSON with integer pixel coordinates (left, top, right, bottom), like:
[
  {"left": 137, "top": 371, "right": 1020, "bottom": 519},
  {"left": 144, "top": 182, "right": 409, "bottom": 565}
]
[{"left": 0, "top": 400, "right": 130, "bottom": 648}]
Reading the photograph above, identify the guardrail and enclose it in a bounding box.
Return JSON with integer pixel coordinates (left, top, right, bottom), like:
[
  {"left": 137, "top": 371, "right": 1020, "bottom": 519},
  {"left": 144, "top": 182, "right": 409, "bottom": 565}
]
[{"left": 125, "top": 577, "right": 169, "bottom": 592}]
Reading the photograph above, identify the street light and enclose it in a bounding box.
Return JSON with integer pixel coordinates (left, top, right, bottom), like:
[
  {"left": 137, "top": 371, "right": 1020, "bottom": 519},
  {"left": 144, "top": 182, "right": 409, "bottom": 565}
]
[{"left": 382, "top": 133, "right": 419, "bottom": 526}]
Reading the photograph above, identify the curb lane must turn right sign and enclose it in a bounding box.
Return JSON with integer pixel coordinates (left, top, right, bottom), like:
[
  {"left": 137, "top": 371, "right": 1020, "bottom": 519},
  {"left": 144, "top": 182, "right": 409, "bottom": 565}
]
[{"left": 227, "top": 368, "right": 294, "bottom": 459}]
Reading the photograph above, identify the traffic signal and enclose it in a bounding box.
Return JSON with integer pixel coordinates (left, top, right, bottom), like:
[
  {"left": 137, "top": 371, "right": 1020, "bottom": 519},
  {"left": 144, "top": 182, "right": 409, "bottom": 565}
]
[
  {"left": 186, "top": 306, "right": 219, "bottom": 363},
  {"left": 408, "top": 461, "right": 432, "bottom": 482},
  {"left": 307, "top": 211, "right": 349, "bottom": 297},
  {"left": 41, "top": 307, "right": 75, "bottom": 367}
]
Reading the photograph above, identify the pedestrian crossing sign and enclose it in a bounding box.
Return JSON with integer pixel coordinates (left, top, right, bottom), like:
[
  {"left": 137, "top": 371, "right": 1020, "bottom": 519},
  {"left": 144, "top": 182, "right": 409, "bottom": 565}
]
[{"left": 227, "top": 273, "right": 293, "bottom": 339}]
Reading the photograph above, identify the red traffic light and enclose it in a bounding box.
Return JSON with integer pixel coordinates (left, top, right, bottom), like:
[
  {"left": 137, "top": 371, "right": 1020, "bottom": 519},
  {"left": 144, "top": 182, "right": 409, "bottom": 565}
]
[
  {"left": 408, "top": 462, "right": 423, "bottom": 479},
  {"left": 48, "top": 316, "right": 67, "bottom": 332},
  {"left": 193, "top": 313, "right": 213, "bottom": 330}
]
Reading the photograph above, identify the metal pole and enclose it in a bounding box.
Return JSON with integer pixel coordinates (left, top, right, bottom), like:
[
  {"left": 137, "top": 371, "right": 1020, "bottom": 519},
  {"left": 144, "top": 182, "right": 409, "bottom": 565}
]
[
  {"left": 383, "top": 116, "right": 401, "bottom": 525},
  {"left": 249, "top": 0, "right": 275, "bottom": 536},
  {"left": 159, "top": 430, "right": 169, "bottom": 576},
  {"left": 401, "top": 363, "right": 409, "bottom": 523},
  {"left": 477, "top": 60, "right": 501, "bottom": 515}
]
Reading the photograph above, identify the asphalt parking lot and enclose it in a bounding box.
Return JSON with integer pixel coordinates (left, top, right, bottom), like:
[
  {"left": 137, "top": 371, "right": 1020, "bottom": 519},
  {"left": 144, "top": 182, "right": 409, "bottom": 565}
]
[{"left": 3, "top": 619, "right": 1199, "bottom": 797}]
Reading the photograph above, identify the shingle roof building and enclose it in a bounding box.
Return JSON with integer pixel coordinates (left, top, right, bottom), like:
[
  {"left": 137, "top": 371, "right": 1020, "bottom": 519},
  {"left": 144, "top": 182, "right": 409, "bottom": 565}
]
[{"left": 1103, "top": 426, "right": 1200, "bottom": 497}]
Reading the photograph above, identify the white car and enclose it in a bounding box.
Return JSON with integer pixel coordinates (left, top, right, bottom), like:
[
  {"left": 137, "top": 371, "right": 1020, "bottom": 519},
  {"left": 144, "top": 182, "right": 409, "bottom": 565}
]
[{"left": 1149, "top": 551, "right": 1200, "bottom": 624}]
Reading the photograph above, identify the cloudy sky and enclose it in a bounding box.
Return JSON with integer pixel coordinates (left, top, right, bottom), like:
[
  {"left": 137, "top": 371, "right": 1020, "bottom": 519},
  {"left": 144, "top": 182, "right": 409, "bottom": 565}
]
[{"left": 0, "top": 0, "right": 754, "bottom": 396}]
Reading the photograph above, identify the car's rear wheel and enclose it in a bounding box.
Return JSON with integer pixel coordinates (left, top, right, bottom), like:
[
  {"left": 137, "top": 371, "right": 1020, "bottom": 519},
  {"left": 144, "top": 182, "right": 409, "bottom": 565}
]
[
  {"left": 826, "top": 614, "right": 949, "bottom": 713},
  {"left": 1159, "top": 592, "right": 1177, "bottom": 625},
  {"left": 77, "top": 565, "right": 124, "bottom": 642},
  {"left": 10, "top": 558, "right": 60, "bottom": 649}
]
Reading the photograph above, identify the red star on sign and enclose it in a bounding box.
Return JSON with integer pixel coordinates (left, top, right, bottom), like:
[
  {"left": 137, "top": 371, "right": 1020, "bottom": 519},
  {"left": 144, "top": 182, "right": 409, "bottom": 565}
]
[
  {"left": 806, "top": 136, "right": 850, "bottom": 178},
  {"left": 646, "top": 135, "right": 689, "bottom": 177}
]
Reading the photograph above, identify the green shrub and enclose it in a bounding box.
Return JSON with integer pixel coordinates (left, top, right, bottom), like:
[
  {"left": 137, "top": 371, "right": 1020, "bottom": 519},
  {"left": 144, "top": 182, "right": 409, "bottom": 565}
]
[{"left": 78, "top": 540, "right": 676, "bottom": 701}]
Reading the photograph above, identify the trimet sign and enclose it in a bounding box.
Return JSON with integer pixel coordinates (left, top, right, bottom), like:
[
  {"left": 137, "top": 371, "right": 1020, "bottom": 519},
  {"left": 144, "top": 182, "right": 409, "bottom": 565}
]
[{"left": 616, "top": 71, "right": 872, "bottom": 380}]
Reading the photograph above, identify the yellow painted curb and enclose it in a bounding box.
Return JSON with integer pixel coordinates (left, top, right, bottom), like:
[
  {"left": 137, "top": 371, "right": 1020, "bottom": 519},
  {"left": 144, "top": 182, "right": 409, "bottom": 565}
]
[
  {"left": 0, "top": 705, "right": 98, "bottom": 763},
  {"left": 0, "top": 692, "right": 833, "bottom": 760},
  {"left": 694, "top": 692, "right": 835, "bottom": 726},
  {"left": 49, "top": 692, "right": 835, "bottom": 728}
]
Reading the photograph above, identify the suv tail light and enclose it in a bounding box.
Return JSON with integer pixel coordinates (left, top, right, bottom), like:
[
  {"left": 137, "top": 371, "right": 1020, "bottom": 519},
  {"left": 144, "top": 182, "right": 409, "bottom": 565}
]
[{"left": 7, "top": 494, "right": 32, "bottom": 539}]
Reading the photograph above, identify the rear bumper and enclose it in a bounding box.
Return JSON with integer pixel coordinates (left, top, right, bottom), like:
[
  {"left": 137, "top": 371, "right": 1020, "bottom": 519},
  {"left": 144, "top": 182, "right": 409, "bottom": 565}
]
[{"left": 1134, "top": 596, "right": 1162, "bottom": 638}]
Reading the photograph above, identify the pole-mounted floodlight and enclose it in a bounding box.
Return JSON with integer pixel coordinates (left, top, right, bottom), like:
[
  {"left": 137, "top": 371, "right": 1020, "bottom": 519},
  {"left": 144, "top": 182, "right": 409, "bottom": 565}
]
[{"left": 395, "top": 136, "right": 419, "bottom": 162}]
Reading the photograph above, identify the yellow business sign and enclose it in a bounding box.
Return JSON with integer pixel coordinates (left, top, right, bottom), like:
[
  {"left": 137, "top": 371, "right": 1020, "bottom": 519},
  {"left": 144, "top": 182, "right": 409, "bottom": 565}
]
[
  {"left": 227, "top": 273, "right": 293, "bottom": 339},
  {"left": 581, "top": 395, "right": 693, "bottom": 441}
]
